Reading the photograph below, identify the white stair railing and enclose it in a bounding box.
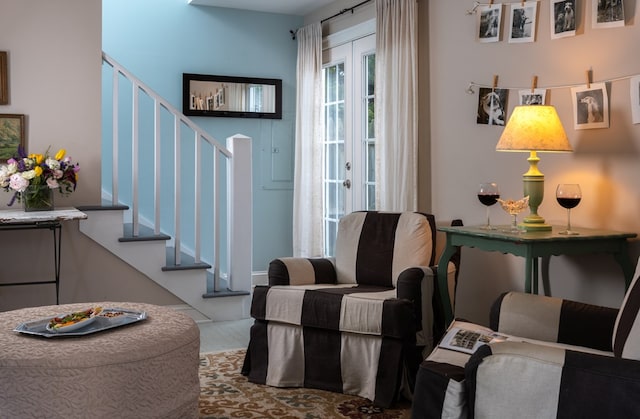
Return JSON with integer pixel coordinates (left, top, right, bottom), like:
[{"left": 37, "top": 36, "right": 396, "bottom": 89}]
[{"left": 101, "top": 52, "right": 252, "bottom": 294}]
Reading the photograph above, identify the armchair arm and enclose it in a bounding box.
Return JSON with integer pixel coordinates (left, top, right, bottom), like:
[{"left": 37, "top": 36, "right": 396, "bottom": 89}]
[
  {"left": 396, "top": 261, "right": 459, "bottom": 354},
  {"left": 268, "top": 257, "right": 336, "bottom": 286},
  {"left": 466, "top": 341, "right": 640, "bottom": 419},
  {"left": 490, "top": 292, "right": 617, "bottom": 352}
]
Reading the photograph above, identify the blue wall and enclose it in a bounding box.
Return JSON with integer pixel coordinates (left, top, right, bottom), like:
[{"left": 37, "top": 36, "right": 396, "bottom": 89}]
[{"left": 102, "top": 0, "right": 300, "bottom": 271}]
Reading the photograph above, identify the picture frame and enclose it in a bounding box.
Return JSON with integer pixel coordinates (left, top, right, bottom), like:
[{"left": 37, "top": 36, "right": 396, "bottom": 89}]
[
  {"left": 477, "top": 88, "right": 508, "bottom": 126},
  {"left": 0, "top": 114, "right": 25, "bottom": 161},
  {"left": 571, "top": 83, "right": 609, "bottom": 130},
  {"left": 0, "top": 51, "right": 7, "bottom": 105},
  {"left": 508, "top": 1, "right": 538, "bottom": 43},
  {"left": 592, "top": 0, "right": 624, "bottom": 29},
  {"left": 477, "top": 4, "right": 502, "bottom": 43},
  {"left": 183, "top": 73, "right": 282, "bottom": 119},
  {"left": 518, "top": 88, "right": 547, "bottom": 105},
  {"left": 550, "top": 0, "right": 576, "bottom": 40}
]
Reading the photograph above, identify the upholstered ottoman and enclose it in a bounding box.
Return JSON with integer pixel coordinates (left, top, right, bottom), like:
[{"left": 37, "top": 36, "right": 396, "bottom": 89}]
[{"left": 0, "top": 302, "right": 200, "bottom": 419}]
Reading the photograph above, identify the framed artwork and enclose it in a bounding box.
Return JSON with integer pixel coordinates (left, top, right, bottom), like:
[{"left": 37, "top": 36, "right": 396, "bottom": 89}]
[
  {"left": 0, "top": 114, "right": 25, "bottom": 161},
  {"left": 508, "top": 1, "right": 538, "bottom": 43},
  {"left": 550, "top": 0, "right": 576, "bottom": 39},
  {"left": 477, "top": 4, "right": 502, "bottom": 43},
  {"left": 630, "top": 75, "right": 640, "bottom": 125},
  {"left": 571, "top": 83, "right": 609, "bottom": 130},
  {"left": 477, "top": 88, "right": 508, "bottom": 126},
  {"left": 592, "top": 0, "right": 624, "bottom": 29},
  {"left": 0, "top": 51, "right": 7, "bottom": 105},
  {"left": 518, "top": 88, "right": 547, "bottom": 105}
]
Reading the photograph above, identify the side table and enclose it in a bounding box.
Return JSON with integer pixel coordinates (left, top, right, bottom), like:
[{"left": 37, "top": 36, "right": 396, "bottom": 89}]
[
  {"left": 0, "top": 207, "right": 87, "bottom": 304},
  {"left": 437, "top": 225, "right": 637, "bottom": 327}
]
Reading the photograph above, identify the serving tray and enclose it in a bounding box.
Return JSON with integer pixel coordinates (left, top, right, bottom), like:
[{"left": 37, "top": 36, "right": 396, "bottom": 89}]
[{"left": 13, "top": 307, "right": 147, "bottom": 338}]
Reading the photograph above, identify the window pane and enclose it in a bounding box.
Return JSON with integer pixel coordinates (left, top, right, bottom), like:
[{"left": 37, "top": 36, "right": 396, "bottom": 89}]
[
  {"left": 366, "top": 54, "right": 375, "bottom": 96},
  {"left": 367, "top": 98, "right": 375, "bottom": 139},
  {"left": 337, "top": 63, "right": 345, "bottom": 101}
]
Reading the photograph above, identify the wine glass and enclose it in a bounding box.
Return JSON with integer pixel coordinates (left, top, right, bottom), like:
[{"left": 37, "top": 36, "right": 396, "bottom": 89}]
[
  {"left": 478, "top": 182, "right": 500, "bottom": 230},
  {"left": 556, "top": 184, "right": 581, "bottom": 235}
]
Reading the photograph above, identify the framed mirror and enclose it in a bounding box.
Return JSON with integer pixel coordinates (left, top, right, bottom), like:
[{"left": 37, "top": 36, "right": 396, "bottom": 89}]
[{"left": 183, "top": 73, "right": 282, "bottom": 119}]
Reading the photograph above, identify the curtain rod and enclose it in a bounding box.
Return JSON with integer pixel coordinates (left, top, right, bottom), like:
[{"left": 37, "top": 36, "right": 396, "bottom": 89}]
[{"left": 290, "top": 0, "right": 373, "bottom": 40}]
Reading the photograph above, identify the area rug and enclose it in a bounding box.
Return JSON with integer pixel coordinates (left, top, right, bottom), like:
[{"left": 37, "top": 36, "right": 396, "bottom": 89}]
[{"left": 199, "top": 349, "right": 412, "bottom": 418}]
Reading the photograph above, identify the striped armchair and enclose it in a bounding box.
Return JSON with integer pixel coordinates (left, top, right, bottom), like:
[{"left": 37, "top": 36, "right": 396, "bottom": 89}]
[
  {"left": 412, "top": 256, "right": 640, "bottom": 418},
  {"left": 241, "top": 211, "right": 461, "bottom": 408}
]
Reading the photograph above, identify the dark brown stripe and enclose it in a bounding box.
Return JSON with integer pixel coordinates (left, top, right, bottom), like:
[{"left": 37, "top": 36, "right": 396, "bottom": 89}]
[
  {"left": 267, "top": 259, "right": 291, "bottom": 285},
  {"left": 303, "top": 326, "right": 343, "bottom": 392},
  {"left": 242, "top": 320, "right": 269, "bottom": 384},
  {"left": 250, "top": 286, "right": 268, "bottom": 320},
  {"left": 412, "top": 361, "right": 466, "bottom": 419},
  {"left": 355, "top": 212, "right": 400, "bottom": 287},
  {"left": 309, "top": 258, "right": 337, "bottom": 284},
  {"left": 558, "top": 299, "right": 616, "bottom": 351}
]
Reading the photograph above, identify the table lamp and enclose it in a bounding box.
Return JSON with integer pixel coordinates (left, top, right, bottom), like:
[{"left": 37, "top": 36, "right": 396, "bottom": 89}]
[{"left": 496, "top": 105, "right": 572, "bottom": 231}]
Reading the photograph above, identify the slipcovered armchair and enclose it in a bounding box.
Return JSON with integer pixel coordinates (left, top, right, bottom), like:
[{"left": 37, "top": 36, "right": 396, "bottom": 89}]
[
  {"left": 413, "top": 257, "right": 640, "bottom": 418},
  {"left": 241, "top": 211, "right": 461, "bottom": 407}
]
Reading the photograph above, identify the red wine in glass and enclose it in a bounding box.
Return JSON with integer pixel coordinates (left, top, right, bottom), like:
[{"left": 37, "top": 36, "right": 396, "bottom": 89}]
[
  {"left": 556, "top": 184, "right": 581, "bottom": 235},
  {"left": 478, "top": 182, "right": 499, "bottom": 230}
]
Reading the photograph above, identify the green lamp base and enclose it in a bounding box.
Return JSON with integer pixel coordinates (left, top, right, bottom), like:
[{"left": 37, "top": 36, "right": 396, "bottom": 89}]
[{"left": 520, "top": 215, "right": 552, "bottom": 231}]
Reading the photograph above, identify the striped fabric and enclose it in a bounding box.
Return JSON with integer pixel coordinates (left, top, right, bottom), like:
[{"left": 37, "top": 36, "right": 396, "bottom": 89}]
[
  {"left": 242, "top": 211, "right": 446, "bottom": 408},
  {"left": 491, "top": 291, "right": 617, "bottom": 352},
  {"left": 466, "top": 342, "right": 640, "bottom": 418},
  {"left": 614, "top": 257, "right": 640, "bottom": 359}
]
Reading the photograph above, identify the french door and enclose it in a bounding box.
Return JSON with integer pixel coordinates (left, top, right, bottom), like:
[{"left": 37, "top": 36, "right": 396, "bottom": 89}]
[{"left": 322, "top": 34, "right": 376, "bottom": 256}]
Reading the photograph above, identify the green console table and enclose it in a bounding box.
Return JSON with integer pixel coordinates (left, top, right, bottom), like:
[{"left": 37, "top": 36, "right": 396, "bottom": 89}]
[{"left": 437, "top": 225, "right": 637, "bottom": 327}]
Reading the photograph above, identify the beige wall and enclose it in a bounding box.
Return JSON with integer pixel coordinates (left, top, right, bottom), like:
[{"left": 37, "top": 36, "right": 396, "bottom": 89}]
[
  {"left": 312, "top": 0, "right": 640, "bottom": 325},
  {"left": 0, "top": 0, "right": 182, "bottom": 311},
  {"left": 431, "top": 1, "right": 640, "bottom": 324}
]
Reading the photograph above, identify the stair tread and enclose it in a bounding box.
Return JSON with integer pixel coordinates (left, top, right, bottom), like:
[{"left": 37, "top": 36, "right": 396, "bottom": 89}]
[
  {"left": 76, "top": 203, "right": 129, "bottom": 211},
  {"left": 119, "top": 223, "right": 171, "bottom": 242},
  {"left": 163, "top": 247, "right": 212, "bottom": 271},
  {"left": 202, "top": 289, "right": 250, "bottom": 298}
]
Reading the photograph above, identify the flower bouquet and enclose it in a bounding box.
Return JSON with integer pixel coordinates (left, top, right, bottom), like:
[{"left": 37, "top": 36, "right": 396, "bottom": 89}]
[{"left": 0, "top": 146, "right": 80, "bottom": 211}]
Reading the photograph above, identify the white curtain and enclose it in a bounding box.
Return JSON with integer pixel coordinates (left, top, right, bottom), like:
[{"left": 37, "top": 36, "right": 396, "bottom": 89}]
[
  {"left": 375, "top": 0, "right": 418, "bottom": 211},
  {"left": 292, "top": 22, "right": 324, "bottom": 257}
]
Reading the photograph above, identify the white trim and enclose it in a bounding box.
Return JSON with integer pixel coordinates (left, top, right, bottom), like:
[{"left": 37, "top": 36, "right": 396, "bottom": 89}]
[{"left": 323, "top": 19, "right": 375, "bottom": 50}]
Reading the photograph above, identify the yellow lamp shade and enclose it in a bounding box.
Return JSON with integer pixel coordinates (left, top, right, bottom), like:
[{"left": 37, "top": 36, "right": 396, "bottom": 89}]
[{"left": 496, "top": 105, "right": 572, "bottom": 152}]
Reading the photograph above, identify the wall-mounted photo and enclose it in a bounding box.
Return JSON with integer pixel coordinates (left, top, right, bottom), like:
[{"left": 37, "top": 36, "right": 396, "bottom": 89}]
[
  {"left": 518, "top": 88, "right": 547, "bottom": 105},
  {"left": 0, "top": 51, "right": 7, "bottom": 105},
  {"left": 0, "top": 114, "right": 25, "bottom": 161},
  {"left": 477, "top": 88, "right": 508, "bottom": 126},
  {"left": 550, "top": 0, "right": 576, "bottom": 39},
  {"left": 630, "top": 75, "right": 640, "bottom": 125},
  {"left": 571, "top": 83, "right": 609, "bottom": 130},
  {"left": 508, "top": 1, "right": 538, "bottom": 43},
  {"left": 183, "top": 73, "right": 282, "bottom": 119},
  {"left": 592, "top": 0, "right": 624, "bottom": 28},
  {"left": 477, "top": 4, "right": 502, "bottom": 43}
]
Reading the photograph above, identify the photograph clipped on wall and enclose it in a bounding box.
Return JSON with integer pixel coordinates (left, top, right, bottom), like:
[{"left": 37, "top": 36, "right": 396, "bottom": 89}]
[
  {"left": 571, "top": 83, "right": 609, "bottom": 130},
  {"left": 518, "top": 88, "right": 547, "bottom": 105},
  {"left": 592, "top": 0, "right": 624, "bottom": 29},
  {"left": 477, "top": 88, "right": 508, "bottom": 126},
  {"left": 550, "top": 0, "right": 576, "bottom": 39},
  {"left": 630, "top": 75, "right": 640, "bottom": 124},
  {"left": 477, "top": 3, "right": 502, "bottom": 43},
  {"left": 508, "top": 1, "right": 538, "bottom": 43}
]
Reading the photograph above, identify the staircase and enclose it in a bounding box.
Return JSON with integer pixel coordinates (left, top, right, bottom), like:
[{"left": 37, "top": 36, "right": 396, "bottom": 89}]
[{"left": 78, "top": 53, "right": 253, "bottom": 321}]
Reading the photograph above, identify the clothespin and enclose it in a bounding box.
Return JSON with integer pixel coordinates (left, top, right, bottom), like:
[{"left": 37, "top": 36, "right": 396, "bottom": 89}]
[
  {"left": 492, "top": 75, "right": 499, "bottom": 91},
  {"left": 521, "top": 0, "right": 525, "bottom": 7},
  {"left": 489, "top": 0, "right": 494, "bottom": 5},
  {"left": 531, "top": 75, "right": 538, "bottom": 93},
  {"left": 585, "top": 69, "right": 591, "bottom": 88}
]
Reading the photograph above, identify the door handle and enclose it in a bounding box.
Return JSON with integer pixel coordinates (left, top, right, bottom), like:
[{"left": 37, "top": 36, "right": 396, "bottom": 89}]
[{"left": 343, "top": 179, "right": 351, "bottom": 189}]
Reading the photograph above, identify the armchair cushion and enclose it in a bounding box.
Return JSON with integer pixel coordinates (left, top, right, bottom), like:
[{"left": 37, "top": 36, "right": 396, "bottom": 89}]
[
  {"left": 491, "top": 291, "right": 617, "bottom": 352},
  {"left": 334, "top": 212, "right": 436, "bottom": 287},
  {"left": 250, "top": 284, "right": 415, "bottom": 338}
]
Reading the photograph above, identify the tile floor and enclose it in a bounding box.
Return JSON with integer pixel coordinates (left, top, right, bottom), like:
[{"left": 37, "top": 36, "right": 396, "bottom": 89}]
[{"left": 197, "top": 317, "right": 253, "bottom": 353}]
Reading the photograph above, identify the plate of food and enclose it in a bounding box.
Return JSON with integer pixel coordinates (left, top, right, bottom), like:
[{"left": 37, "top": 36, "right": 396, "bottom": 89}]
[
  {"left": 14, "top": 307, "right": 147, "bottom": 338},
  {"left": 45, "top": 306, "right": 103, "bottom": 333}
]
